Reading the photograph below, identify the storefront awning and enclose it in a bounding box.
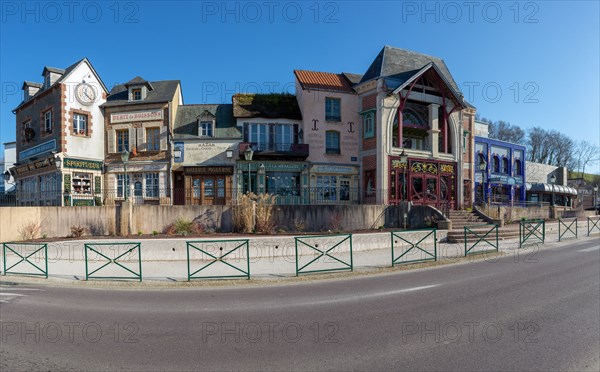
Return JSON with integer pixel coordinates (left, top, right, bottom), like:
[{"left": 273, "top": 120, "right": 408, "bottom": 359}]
[{"left": 526, "top": 183, "right": 578, "bottom": 195}]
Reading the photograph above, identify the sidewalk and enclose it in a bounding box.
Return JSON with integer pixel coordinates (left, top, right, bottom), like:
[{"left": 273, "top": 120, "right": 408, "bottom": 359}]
[{"left": 1, "top": 220, "right": 598, "bottom": 283}]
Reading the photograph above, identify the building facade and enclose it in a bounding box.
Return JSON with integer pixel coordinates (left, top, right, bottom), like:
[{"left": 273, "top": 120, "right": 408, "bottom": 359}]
[
  {"left": 526, "top": 161, "right": 577, "bottom": 207},
  {"left": 474, "top": 134, "right": 526, "bottom": 205},
  {"left": 10, "top": 58, "right": 108, "bottom": 206},
  {"left": 172, "top": 104, "right": 240, "bottom": 205},
  {"left": 101, "top": 77, "right": 182, "bottom": 205}
]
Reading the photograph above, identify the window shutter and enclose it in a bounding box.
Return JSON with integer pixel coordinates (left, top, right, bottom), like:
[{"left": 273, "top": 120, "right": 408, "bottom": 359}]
[
  {"left": 160, "top": 126, "right": 168, "bottom": 151},
  {"left": 243, "top": 123, "right": 248, "bottom": 142},
  {"left": 293, "top": 124, "right": 299, "bottom": 144},
  {"left": 137, "top": 128, "right": 146, "bottom": 152},
  {"left": 107, "top": 129, "right": 116, "bottom": 154},
  {"left": 128, "top": 128, "right": 136, "bottom": 151}
]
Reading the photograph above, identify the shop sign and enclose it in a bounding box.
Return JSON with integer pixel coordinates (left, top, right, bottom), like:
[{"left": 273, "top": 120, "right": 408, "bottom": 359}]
[
  {"left": 411, "top": 162, "right": 438, "bottom": 174},
  {"left": 311, "top": 165, "right": 357, "bottom": 174},
  {"left": 72, "top": 199, "right": 94, "bottom": 206},
  {"left": 184, "top": 166, "right": 233, "bottom": 175},
  {"left": 19, "top": 139, "right": 56, "bottom": 160},
  {"left": 110, "top": 109, "right": 163, "bottom": 123},
  {"left": 240, "top": 162, "right": 304, "bottom": 172},
  {"left": 64, "top": 158, "right": 103, "bottom": 171},
  {"left": 95, "top": 176, "right": 102, "bottom": 194},
  {"left": 64, "top": 174, "right": 71, "bottom": 193}
]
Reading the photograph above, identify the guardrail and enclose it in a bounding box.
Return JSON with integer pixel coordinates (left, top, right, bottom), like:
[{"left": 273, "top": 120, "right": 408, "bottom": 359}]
[
  {"left": 390, "top": 229, "right": 437, "bottom": 266},
  {"left": 588, "top": 216, "right": 600, "bottom": 236},
  {"left": 84, "top": 242, "right": 142, "bottom": 281},
  {"left": 519, "top": 219, "right": 546, "bottom": 248},
  {"left": 2, "top": 242, "right": 48, "bottom": 278},
  {"left": 464, "top": 225, "right": 499, "bottom": 256},
  {"left": 558, "top": 218, "right": 578, "bottom": 242},
  {"left": 187, "top": 239, "right": 250, "bottom": 280},
  {"left": 295, "top": 234, "right": 353, "bottom": 276}
]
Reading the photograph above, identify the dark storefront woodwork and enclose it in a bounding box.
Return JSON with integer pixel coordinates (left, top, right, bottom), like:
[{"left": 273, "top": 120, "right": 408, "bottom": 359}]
[{"left": 179, "top": 166, "right": 233, "bottom": 205}]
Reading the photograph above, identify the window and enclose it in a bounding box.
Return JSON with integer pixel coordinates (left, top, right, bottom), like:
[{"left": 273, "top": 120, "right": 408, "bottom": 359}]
[
  {"left": 117, "top": 129, "right": 129, "bottom": 153},
  {"left": 325, "top": 98, "right": 341, "bottom": 122},
  {"left": 514, "top": 159, "right": 522, "bottom": 176},
  {"left": 492, "top": 156, "right": 500, "bottom": 173},
  {"left": 22, "top": 120, "right": 32, "bottom": 143},
  {"left": 145, "top": 173, "right": 159, "bottom": 198},
  {"left": 463, "top": 131, "right": 468, "bottom": 153},
  {"left": 501, "top": 157, "right": 509, "bottom": 174},
  {"left": 44, "top": 110, "right": 52, "bottom": 133},
  {"left": 363, "top": 111, "right": 374, "bottom": 138},
  {"left": 317, "top": 175, "right": 338, "bottom": 202},
  {"left": 73, "top": 113, "right": 88, "bottom": 135},
  {"left": 72, "top": 173, "right": 92, "bottom": 195},
  {"left": 146, "top": 127, "right": 160, "bottom": 151},
  {"left": 248, "top": 123, "right": 268, "bottom": 149},
  {"left": 274, "top": 124, "right": 292, "bottom": 151},
  {"left": 117, "top": 174, "right": 130, "bottom": 198},
  {"left": 326, "top": 130, "right": 340, "bottom": 154},
  {"left": 199, "top": 121, "right": 213, "bottom": 137},
  {"left": 132, "top": 89, "right": 142, "bottom": 101}
]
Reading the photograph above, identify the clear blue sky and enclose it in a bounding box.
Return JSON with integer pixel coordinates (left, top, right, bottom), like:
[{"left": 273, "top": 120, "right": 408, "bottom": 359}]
[{"left": 1, "top": 1, "right": 598, "bottom": 149}]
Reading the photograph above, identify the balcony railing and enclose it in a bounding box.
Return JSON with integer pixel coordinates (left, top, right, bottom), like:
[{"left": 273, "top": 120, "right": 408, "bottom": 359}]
[{"left": 238, "top": 142, "right": 309, "bottom": 159}]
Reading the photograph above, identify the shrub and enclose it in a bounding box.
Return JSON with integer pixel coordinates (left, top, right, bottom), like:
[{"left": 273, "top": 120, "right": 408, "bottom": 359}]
[
  {"left": 174, "top": 218, "right": 194, "bottom": 235},
  {"left": 255, "top": 193, "right": 276, "bottom": 234},
  {"left": 163, "top": 223, "right": 177, "bottom": 235},
  {"left": 138, "top": 231, "right": 143, "bottom": 236},
  {"left": 294, "top": 218, "right": 305, "bottom": 232},
  {"left": 233, "top": 193, "right": 255, "bottom": 233},
  {"left": 18, "top": 221, "right": 42, "bottom": 241},
  {"left": 70, "top": 225, "right": 86, "bottom": 238},
  {"left": 152, "top": 230, "right": 159, "bottom": 236}
]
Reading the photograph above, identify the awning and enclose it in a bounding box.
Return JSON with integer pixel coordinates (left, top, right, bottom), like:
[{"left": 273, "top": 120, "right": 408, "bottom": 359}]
[{"left": 526, "top": 183, "right": 578, "bottom": 195}]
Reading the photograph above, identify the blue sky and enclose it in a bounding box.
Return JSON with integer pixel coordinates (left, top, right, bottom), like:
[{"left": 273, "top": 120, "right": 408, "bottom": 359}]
[{"left": 1, "top": 1, "right": 598, "bottom": 149}]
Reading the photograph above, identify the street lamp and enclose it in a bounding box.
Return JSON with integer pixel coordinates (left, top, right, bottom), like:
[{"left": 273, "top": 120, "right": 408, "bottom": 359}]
[
  {"left": 399, "top": 149, "right": 408, "bottom": 201},
  {"left": 121, "top": 149, "right": 130, "bottom": 201},
  {"left": 226, "top": 147, "right": 234, "bottom": 159},
  {"left": 243, "top": 145, "right": 254, "bottom": 194},
  {"left": 478, "top": 156, "right": 487, "bottom": 206},
  {"left": 550, "top": 173, "right": 556, "bottom": 206},
  {"left": 55, "top": 156, "right": 62, "bottom": 204},
  {"left": 594, "top": 184, "right": 598, "bottom": 214}
]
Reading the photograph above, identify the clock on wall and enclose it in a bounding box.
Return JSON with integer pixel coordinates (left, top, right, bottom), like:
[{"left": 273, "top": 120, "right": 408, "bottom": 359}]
[{"left": 75, "top": 83, "right": 97, "bottom": 106}]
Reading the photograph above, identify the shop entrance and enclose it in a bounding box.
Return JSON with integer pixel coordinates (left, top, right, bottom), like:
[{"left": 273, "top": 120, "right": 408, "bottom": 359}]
[{"left": 192, "top": 175, "right": 228, "bottom": 205}]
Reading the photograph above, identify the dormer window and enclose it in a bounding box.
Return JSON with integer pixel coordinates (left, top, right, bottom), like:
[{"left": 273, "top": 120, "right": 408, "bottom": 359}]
[
  {"left": 199, "top": 121, "right": 213, "bottom": 137},
  {"left": 44, "top": 74, "right": 50, "bottom": 89},
  {"left": 132, "top": 88, "right": 142, "bottom": 101}
]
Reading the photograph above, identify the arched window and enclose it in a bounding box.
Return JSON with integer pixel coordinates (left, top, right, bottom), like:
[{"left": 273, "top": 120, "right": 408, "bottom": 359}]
[
  {"left": 502, "top": 157, "right": 509, "bottom": 174},
  {"left": 514, "top": 159, "right": 522, "bottom": 176},
  {"left": 392, "top": 109, "right": 428, "bottom": 149},
  {"left": 493, "top": 156, "right": 500, "bottom": 173}
]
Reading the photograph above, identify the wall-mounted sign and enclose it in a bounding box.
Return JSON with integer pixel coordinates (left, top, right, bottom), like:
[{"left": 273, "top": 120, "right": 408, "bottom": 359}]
[
  {"left": 174, "top": 142, "right": 184, "bottom": 163},
  {"left": 311, "top": 165, "right": 357, "bottom": 175},
  {"left": 19, "top": 139, "right": 56, "bottom": 160},
  {"left": 64, "top": 158, "right": 103, "bottom": 171},
  {"left": 184, "top": 166, "right": 234, "bottom": 175},
  {"left": 64, "top": 174, "right": 71, "bottom": 193},
  {"left": 72, "top": 199, "right": 95, "bottom": 206},
  {"left": 238, "top": 162, "right": 305, "bottom": 172},
  {"left": 110, "top": 109, "right": 163, "bottom": 123}
]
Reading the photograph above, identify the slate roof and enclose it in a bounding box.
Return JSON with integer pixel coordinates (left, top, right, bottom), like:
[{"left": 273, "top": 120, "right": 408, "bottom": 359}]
[
  {"left": 294, "top": 70, "right": 356, "bottom": 93},
  {"left": 124, "top": 76, "right": 153, "bottom": 89},
  {"left": 42, "top": 66, "right": 65, "bottom": 75},
  {"left": 173, "top": 104, "right": 240, "bottom": 139},
  {"left": 102, "top": 79, "right": 180, "bottom": 107},
  {"left": 342, "top": 72, "right": 364, "bottom": 86},
  {"left": 232, "top": 93, "right": 302, "bottom": 120},
  {"left": 22, "top": 81, "right": 43, "bottom": 89},
  {"left": 359, "top": 46, "right": 460, "bottom": 92}
]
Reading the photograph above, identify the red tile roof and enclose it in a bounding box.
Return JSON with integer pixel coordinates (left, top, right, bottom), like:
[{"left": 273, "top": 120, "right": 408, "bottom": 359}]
[{"left": 294, "top": 70, "right": 356, "bottom": 93}]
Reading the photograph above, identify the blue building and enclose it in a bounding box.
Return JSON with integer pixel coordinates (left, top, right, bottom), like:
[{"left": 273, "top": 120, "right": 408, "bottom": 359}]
[{"left": 474, "top": 136, "right": 526, "bottom": 205}]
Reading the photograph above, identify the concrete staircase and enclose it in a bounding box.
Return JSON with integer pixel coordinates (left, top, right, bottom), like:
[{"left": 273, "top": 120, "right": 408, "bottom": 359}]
[{"left": 446, "top": 210, "right": 521, "bottom": 243}]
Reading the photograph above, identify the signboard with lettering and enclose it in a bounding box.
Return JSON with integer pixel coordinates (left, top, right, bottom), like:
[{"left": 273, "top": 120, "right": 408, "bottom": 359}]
[
  {"left": 19, "top": 139, "right": 56, "bottom": 160},
  {"left": 183, "top": 141, "right": 236, "bottom": 165},
  {"left": 311, "top": 165, "right": 358, "bottom": 175},
  {"left": 64, "top": 158, "right": 103, "bottom": 171},
  {"left": 184, "top": 166, "right": 234, "bottom": 175},
  {"left": 110, "top": 110, "right": 163, "bottom": 124}
]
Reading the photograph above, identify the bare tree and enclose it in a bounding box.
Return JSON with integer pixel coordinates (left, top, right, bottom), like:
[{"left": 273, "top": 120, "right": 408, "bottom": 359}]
[
  {"left": 488, "top": 120, "right": 525, "bottom": 144},
  {"left": 576, "top": 141, "right": 600, "bottom": 176}
]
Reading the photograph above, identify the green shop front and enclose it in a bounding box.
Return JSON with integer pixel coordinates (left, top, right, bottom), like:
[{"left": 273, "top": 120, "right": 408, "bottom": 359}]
[
  {"left": 237, "top": 161, "right": 309, "bottom": 204},
  {"left": 61, "top": 157, "right": 104, "bottom": 206}
]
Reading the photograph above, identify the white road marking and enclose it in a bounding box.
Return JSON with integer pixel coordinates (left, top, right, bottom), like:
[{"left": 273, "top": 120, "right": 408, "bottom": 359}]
[
  {"left": 0, "top": 293, "right": 26, "bottom": 297},
  {"left": 0, "top": 287, "right": 42, "bottom": 291},
  {"left": 577, "top": 246, "right": 600, "bottom": 252}
]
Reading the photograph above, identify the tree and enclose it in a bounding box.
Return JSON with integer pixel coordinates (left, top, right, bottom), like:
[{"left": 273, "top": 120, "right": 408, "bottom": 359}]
[
  {"left": 574, "top": 141, "right": 600, "bottom": 176},
  {"left": 488, "top": 120, "right": 525, "bottom": 144}
]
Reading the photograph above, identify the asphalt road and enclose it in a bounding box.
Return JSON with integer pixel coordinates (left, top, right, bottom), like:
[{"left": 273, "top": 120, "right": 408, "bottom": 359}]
[{"left": 1, "top": 238, "right": 599, "bottom": 371}]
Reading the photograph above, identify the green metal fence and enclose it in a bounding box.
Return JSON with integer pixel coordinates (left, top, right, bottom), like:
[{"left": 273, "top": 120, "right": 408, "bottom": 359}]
[
  {"left": 588, "top": 216, "right": 600, "bottom": 236},
  {"left": 558, "top": 218, "right": 578, "bottom": 242},
  {"left": 2, "top": 243, "right": 48, "bottom": 278},
  {"left": 464, "top": 225, "right": 499, "bottom": 256},
  {"left": 295, "top": 234, "right": 353, "bottom": 276},
  {"left": 84, "top": 243, "right": 142, "bottom": 282},
  {"left": 187, "top": 239, "right": 250, "bottom": 280},
  {"left": 390, "top": 229, "right": 437, "bottom": 266},
  {"left": 519, "top": 219, "right": 546, "bottom": 248}
]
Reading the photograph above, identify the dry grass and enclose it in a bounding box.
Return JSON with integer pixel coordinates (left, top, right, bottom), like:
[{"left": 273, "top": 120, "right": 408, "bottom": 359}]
[
  {"left": 70, "top": 225, "right": 86, "bottom": 238},
  {"left": 233, "top": 193, "right": 255, "bottom": 233},
  {"left": 18, "top": 221, "right": 42, "bottom": 241},
  {"left": 255, "top": 193, "right": 277, "bottom": 234}
]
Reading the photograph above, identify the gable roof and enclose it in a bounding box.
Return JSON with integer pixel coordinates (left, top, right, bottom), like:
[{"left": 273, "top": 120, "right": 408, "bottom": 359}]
[
  {"left": 360, "top": 46, "right": 460, "bottom": 92},
  {"left": 124, "top": 76, "right": 154, "bottom": 90},
  {"left": 294, "top": 70, "right": 357, "bottom": 93},
  {"left": 232, "top": 93, "right": 302, "bottom": 120},
  {"left": 102, "top": 80, "right": 180, "bottom": 107},
  {"left": 42, "top": 66, "right": 65, "bottom": 75},
  {"left": 173, "top": 104, "right": 240, "bottom": 139}
]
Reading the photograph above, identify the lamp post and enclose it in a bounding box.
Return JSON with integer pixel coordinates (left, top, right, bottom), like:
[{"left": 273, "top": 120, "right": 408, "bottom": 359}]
[
  {"left": 399, "top": 149, "right": 408, "bottom": 202},
  {"left": 594, "top": 184, "right": 598, "bottom": 215},
  {"left": 550, "top": 173, "right": 556, "bottom": 206},
  {"left": 478, "top": 156, "right": 487, "bottom": 206},
  {"left": 243, "top": 145, "right": 254, "bottom": 194},
  {"left": 121, "top": 150, "right": 130, "bottom": 201},
  {"left": 54, "top": 156, "right": 62, "bottom": 204}
]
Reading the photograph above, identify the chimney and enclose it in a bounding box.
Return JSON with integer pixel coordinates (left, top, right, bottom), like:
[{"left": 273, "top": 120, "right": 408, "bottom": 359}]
[{"left": 22, "top": 81, "right": 43, "bottom": 102}]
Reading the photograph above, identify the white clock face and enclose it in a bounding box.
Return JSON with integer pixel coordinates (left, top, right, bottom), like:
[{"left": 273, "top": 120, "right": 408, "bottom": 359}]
[{"left": 75, "top": 83, "right": 97, "bottom": 106}]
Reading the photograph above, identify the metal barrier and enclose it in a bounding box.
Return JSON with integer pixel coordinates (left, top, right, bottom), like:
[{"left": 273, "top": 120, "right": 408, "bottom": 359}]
[
  {"left": 2, "top": 243, "right": 48, "bottom": 278},
  {"left": 464, "top": 225, "right": 499, "bottom": 256},
  {"left": 295, "top": 234, "right": 353, "bottom": 276},
  {"left": 588, "top": 216, "right": 600, "bottom": 236},
  {"left": 187, "top": 239, "right": 250, "bottom": 280},
  {"left": 519, "top": 219, "right": 545, "bottom": 248},
  {"left": 84, "top": 243, "right": 142, "bottom": 281},
  {"left": 390, "top": 229, "right": 437, "bottom": 266},
  {"left": 558, "top": 218, "right": 578, "bottom": 241}
]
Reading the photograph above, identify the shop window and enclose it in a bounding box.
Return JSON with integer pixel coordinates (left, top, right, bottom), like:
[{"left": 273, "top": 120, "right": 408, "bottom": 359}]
[
  {"left": 117, "top": 129, "right": 129, "bottom": 153},
  {"left": 266, "top": 172, "right": 300, "bottom": 196},
  {"left": 72, "top": 173, "right": 92, "bottom": 195},
  {"left": 492, "top": 156, "right": 500, "bottom": 173},
  {"left": 316, "top": 175, "right": 338, "bottom": 202},
  {"left": 73, "top": 113, "right": 88, "bottom": 135},
  {"left": 199, "top": 121, "right": 213, "bottom": 137},
  {"left": 146, "top": 127, "right": 160, "bottom": 151},
  {"left": 502, "top": 157, "right": 509, "bottom": 174},
  {"left": 44, "top": 110, "right": 53, "bottom": 133},
  {"left": 325, "top": 98, "right": 341, "bottom": 122},
  {"left": 117, "top": 174, "right": 130, "bottom": 198},
  {"left": 363, "top": 111, "right": 374, "bottom": 138},
  {"left": 326, "top": 130, "right": 340, "bottom": 154},
  {"left": 145, "top": 173, "right": 159, "bottom": 198}
]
